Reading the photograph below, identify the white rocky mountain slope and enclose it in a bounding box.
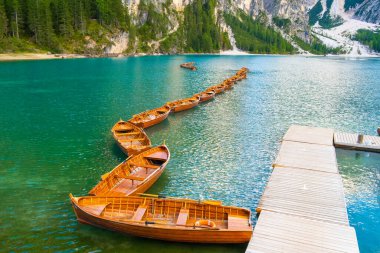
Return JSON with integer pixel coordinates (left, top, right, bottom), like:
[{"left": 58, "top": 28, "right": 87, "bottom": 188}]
[{"left": 309, "top": 0, "right": 380, "bottom": 56}]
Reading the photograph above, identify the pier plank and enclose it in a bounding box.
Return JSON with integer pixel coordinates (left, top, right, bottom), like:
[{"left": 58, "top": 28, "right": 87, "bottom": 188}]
[
  {"left": 273, "top": 141, "right": 338, "bottom": 173},
  {"left": 334, "top": 132, "right": 380, "bottom": 153},
  {"left": 246, "top": 125, "right": 359, "bottom": 253},
  {"left": 247, "top": 211, "right": 359, "bottom": 253},
  {"left": 283, "top": 125, "right": 334, "bottom": 146},
  {"left": 257, "top": 167, "right": 349, "bottom": 225}
]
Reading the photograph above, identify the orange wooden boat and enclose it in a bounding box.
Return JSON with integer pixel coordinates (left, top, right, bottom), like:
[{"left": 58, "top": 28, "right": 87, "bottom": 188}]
[
  {"left": 222, "top": 81, "right": 234, "bottom": 90},
  {"left": 206, "top": 85, "right": 225, "bottom": 94},
  {"left": 69, "top": 194, "right": 252, "bottom": 243},
  {"left": 166, "top": 95, "right": 200, "bottom": 112},
  {"left": 236, "top": 68, "right": 248, "bottom": 79},
  {"left": 180, "top": 62, "right": 197, "bottom": 71},
  {"left": 111, "top": 120, "right": 151, "bottom": 156},
  {"left": 197, "top": 90, "right": 215, "bottom": 102},
  {"left": 128, "top": 105, "right": 171, "bottom": 129},
  {"left": 89, "top": 145, "right": 170, "bottom": 197}
]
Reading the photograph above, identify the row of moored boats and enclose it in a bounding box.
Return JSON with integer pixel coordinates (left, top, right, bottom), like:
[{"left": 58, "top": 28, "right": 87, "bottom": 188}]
[{"left": 69, "top": 67, "right": 252, "bottom": 243}]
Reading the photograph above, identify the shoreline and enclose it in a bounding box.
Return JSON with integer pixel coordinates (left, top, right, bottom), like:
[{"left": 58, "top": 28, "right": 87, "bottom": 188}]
[
  {"left": 0, "top": 53, "right": 86, "bottom": 62},
  {"left": 0, "top": 51, "right": 379, "bottom": 62}
]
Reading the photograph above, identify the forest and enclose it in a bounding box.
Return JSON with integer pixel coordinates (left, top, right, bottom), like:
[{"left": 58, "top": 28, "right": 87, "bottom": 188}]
[
  {"left": 354, "top": 29, "right": 380, "bottom": 53},
  {"left": 183, "top": 0, "right": 230, "bottom": 53},
  {"left": 224, "top": 11, "right": 294, "bottom": 54},
  {"left": 0, "top": 0, "right": 233, "bottom": 54},
  {"left": 0, "top": 0, "right": 131, "bottom": 53}
]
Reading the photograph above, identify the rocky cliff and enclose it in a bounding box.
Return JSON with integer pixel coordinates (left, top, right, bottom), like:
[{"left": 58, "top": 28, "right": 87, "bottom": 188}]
[{"left": 354, "top": 0, "right": 380, "bottom": 24}]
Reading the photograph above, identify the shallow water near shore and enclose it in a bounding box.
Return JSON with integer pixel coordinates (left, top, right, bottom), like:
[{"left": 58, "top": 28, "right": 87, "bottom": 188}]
[{"left": 0, "top": 55, "right": 379, "bottom": 252}]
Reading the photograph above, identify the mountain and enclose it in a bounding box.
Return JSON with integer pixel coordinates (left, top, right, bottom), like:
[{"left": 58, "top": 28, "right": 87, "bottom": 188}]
[
  {"left": 305, "top": 0, "right": 380, "bottom": 55},
  {"left": 0, "top": 0, "right": 378, "bottom": 56}
]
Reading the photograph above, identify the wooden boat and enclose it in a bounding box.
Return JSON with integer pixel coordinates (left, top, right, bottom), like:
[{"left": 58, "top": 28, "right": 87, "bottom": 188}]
[
  {"left": 222, "top": 81, "right": 234, "bottom": 90},
  {"left": 111, "top": 120, "right": 152, "bottom": 156},
  {"left": 180, "top": 62, "right": 197, "bottom": 71},
  {"left": 89, "top": 145, "right": 170, "bottom": 197},
  {"left": 166, "top": 95, "right": 200, "bottom": 112},
  {"left": 197, "top": 90, "right": 215, "bottom": 102},
  {"left": 206, "top": 85, "right": 225, "bottom": 94},
  {"left": 128, "top": 105, "right": 171, "bottom": 129},
  {"left": 236, "top": 68, "right": 248, "bottom": 79},
  {"left": 69, "top": 194, "right": 253, "bottom": 243}
]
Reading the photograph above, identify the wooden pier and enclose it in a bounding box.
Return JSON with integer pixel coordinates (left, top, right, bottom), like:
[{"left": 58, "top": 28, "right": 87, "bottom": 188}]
[
  {"left": 246, "top": 125, "right": 359, "bottom": 253},
  {"left": 334, "top": 132, "right": 380, "bottom": 153}
]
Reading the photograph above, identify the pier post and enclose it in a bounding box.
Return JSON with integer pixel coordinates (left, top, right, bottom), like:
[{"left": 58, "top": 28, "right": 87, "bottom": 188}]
[{"left": 357, "top": 134, "right": 364, "bottom": 144}]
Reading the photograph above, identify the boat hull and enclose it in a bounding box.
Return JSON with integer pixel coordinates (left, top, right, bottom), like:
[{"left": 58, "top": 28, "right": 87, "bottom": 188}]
[
  {"left": 212, "top": 86, "right": 225, "bottom": 94},
  {"left": 111, "top": 121, "right": 152, "bottom": 156},
  {"left": 71, "top": 202, "right": 252, "bottom": 244},
  {"left": 128, "top": 106, "right": 171, "bottom": 129},
  {"left": 171, "top": 101, "right": 199, "bottom": 112},
  {"left": 114, "top": 139, "right": 151, "bottom": 156},
  {"left": 199, "top": 92, "right": 215, "bottom": 102},
  {"left": 139, "top": 112, "right": 169, "bottom": 128}
]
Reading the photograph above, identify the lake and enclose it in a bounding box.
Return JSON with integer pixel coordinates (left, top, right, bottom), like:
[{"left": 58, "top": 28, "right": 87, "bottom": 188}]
[{"left": 0, "top": 55, "right": 379, "bottom": 252}]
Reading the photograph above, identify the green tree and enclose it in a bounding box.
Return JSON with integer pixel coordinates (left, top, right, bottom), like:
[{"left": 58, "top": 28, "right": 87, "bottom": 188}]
[{"left": 4, "top": 0, "right": 23, "bottom": 38}]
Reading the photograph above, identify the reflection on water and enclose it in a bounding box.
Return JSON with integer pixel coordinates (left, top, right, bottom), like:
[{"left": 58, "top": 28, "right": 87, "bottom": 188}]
[{"left": 0, "top": 56, "right": 379, "bottom": 252}]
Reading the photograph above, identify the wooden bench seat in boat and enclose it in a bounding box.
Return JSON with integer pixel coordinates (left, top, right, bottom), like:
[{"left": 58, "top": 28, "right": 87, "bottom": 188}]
[
  {"left": 129, "top": 162, "right": 160, "bottom": 169},
  {"left": 144, "top": 153, "right": 168, "bottom": 161},
  {"left": 117, "top": 131, "right": 140, "bottom": 136},
  {"left": 227, "top": 214, "right": 249, "bottom": 230},
  {"left": 123, "top": 175, "right": 145, "bottom": 181},
  {"left": 176, "top": 208, "right": 189, "bottom": 226},
  {"left": 132, "top": 205, "right": 147, "bottom": 221},
  {"left": 124, "top": 138, "right": 146, "bottom": 142},
  {"left": 82, "top": 203, "right": 111, "bottom": 216}
]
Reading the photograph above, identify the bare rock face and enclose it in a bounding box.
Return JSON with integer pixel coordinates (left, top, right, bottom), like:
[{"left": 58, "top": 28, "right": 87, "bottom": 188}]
[
  {"left": 354, "top": 0, "right": 380, "bottom": 24},
  {"left": 105, "top": 32, "right": 129, "bottom": 54},
  {"left": 263, "top": 0, "right": 310, "bottom": 32}
]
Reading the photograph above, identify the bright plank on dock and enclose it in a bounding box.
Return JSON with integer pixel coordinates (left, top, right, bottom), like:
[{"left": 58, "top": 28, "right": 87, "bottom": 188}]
[
  {"left": 247, "top": 211, "right": 359, "bottom": 253},
  {"left": 256, "top": 167, "right": 349, "bottom": 225},
  {"left": 283, "top": 125, "right": 334, "bottom": 146},
  {"left": 334, "top": 132, "right": 380, "bottom": 153},
  {"left": 273, "top": 141, "right": 338, "bottom": 173}
]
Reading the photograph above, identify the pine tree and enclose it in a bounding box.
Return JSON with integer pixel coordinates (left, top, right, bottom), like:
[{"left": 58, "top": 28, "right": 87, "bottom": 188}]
[
  {"left": 0, "top": 0, "right": 8, "bottom": 38},
  {"left": 5, "top": 0, "right": 23, "bottom": 38}
]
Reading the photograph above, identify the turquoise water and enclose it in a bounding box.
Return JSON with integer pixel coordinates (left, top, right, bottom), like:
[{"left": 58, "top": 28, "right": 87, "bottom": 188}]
[{"left": 0, "top": 55, "right": 379, "bottom": 252}]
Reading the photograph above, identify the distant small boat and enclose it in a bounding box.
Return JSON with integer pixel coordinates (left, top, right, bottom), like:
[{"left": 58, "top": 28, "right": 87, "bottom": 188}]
[
  {"left": 197, "top": 90, "right": 215, "bottom": 102},
  {"left": 111, "top": 120, "right": 151, "bottom": 156},
  {"left": 69, "top": 194, "right": 253, "bottom": 243},
  {"left": 206, "top": 85, "right": 225, "bottom": 94},
  {"left": 89, "top": 145, "right": 170, "bottom": 197},
  {"left": 180, "top": 62, "right": 197, "bottom": 71},
  {"left": 128, "top": 105, "right": 171, "bottom": 129},
  {"left": 166, "top": 95, "right": 200, "bottom": 112}
]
